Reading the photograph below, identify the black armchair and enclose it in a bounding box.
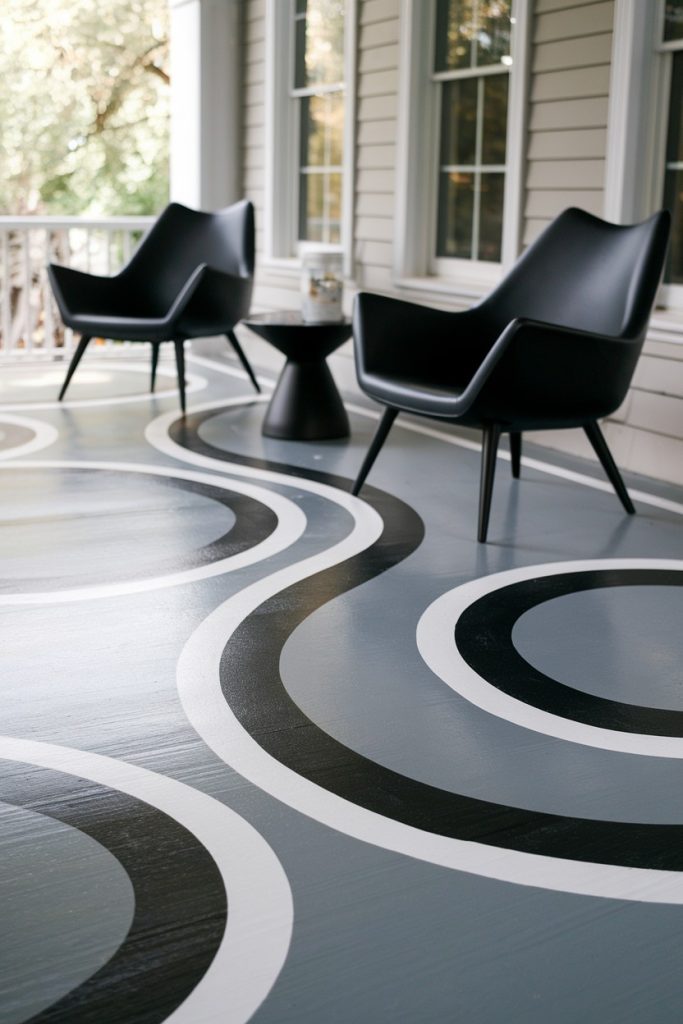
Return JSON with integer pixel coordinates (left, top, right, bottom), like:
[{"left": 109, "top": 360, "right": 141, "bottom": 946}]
[
  {"left": 352, "top": 207, "right": 671, "bottom": 542},
  {"left": 48, "top": 199, "right": 260, "bottom": 413}
]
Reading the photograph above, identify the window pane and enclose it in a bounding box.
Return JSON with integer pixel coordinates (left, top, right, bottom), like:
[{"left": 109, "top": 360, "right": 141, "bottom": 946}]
[
  {"left": 478, "top": 172, "right": 505, "bottom": 261},
  {"left": 663, "top": 169, "right": 683, "bottom": 283},
  {"left": 477, "top": 0, "right": 511, "bottom": 67},
  {"left": 666, "top": 52, "right": 683, "bottom": 164},
  {"left": 664, "top": 0, "right": 683, "bottom": 42},
  {"left": 664, "top": 52, "right": 683, "bottom": 283},
  {"left": 437, "top": 172, "right": 474, "bottom": 257},
  {"left": 294, "top": 0, "right": 345, "bottom": 89},
  {"left": 440, "top": 78, "right": 477, "bottom": 167},
  {"left": 294, "top": 16, "right": 307, "bottom": 88},
  {"left": 299, "top": 171, "right": 342, "bottom": 243},
  {"left": 435, "top": 0, "right": 510, "bottom": 70},
  {"left": 300, "top": 93, "right": 344, "bottom": 168},
  {"left": 435, "top": 0, "right": 476, "bottom": 71},
  {"left": 481, "top": 73, "right": 508, "bottom": 164}
]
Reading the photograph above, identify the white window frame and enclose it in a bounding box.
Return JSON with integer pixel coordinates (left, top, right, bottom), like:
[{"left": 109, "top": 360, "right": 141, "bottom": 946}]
[
  {"left": 394, "top": 0, "right": 531, "bottom": 299},
  {"left": 264, "top": 0, "right": 357, "bottom": 277},
  {"left": 606, "top": 0, "right": 683, "bottom": 312}
]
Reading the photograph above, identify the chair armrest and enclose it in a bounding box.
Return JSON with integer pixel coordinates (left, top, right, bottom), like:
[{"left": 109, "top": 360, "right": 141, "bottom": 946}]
[
  {"left": 353, "top": 291, "right": 486, "bottom": 382},
  {"left": 174, "top": 266, "right": 254, "bottom": 333},
  {"left": 47, "top": 263, "right": 123, "bottom": 316},
  {"left": 462, "top": 318, "right": 642, "bottom": 423}
]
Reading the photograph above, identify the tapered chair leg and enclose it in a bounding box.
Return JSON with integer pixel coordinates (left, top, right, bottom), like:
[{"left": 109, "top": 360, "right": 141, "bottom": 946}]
[
  {"left": 150, "top": 342, "right": 161, "bottom": 393},
  {"left": 510, "top": 431, "right": 522, "bottom": 479},
  {"left": 226, "top": 330, "right": 261, "bottom": 393},
  {"left": 478, "top": 423, "right": 501, "bottom": 543},
  {"left": 173, "top": 339, "right": 187, "bottom": 414},
  {"left": 584, "top": 421, "right": 635, "bottom": 514},
  {"left": 351, "top": 407, "right": 398, "bottom": 496},
  {"left": 58, "top": 335, "right": 92, "bottom": 401}
]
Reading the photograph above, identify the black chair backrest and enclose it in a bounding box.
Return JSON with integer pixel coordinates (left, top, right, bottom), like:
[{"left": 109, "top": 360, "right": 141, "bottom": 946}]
[
  {"left": 480, "top": 207, "right": 671, "bottom": 341},
  {"left": 121, "top": 200, "right": 255, "bottom": 315}
]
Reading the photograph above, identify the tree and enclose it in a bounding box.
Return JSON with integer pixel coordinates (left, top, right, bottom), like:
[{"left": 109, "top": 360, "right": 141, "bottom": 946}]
[{"left": 0, "top": 0, "right": 170, "bottom": 216}]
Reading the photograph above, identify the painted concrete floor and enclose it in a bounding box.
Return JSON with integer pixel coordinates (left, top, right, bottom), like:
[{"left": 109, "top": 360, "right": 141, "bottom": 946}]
[{"left": 1, "top": 340, "right": 682, "bottom": 1023}]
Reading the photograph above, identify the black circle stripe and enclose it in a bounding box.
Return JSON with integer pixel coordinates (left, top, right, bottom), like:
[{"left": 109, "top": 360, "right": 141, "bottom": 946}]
[
  {"left": 1, "top": 761, "right": 226, "bottom": 1024},
  {"left": 455, "top": 569, "right": 683, "bottom": 736},
  {"left": 172, "top": 408, "right": 683, "bottom": 874},
  {"left": 0, "top": 468, "right": 277, "bottom": 592}
]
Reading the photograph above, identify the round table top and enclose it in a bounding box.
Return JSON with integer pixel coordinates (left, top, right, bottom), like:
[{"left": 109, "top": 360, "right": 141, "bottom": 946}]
[{"left": 243, "top": 311, "right": 352, "bottom": 360}]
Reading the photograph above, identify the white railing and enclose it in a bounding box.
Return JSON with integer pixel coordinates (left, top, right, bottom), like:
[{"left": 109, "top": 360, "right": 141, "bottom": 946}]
[{"left": 0, "top": 216, "right": 154, "bottom": 360}]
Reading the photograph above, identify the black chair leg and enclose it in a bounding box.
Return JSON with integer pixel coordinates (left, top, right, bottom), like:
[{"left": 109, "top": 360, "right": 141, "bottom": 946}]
[
  {"left": 150, "top": 342, "right": 161, "bottom": 393},
  {"left": 478, "top": 423, "right": 501, "bottom": 543},
  {"left": 510, "top": 431, "right": 522, "bottom": 478},
  {"left": 226, "top": 330, "right": 261, "bottom": 393},
  {"left": 351, "top": 407, "right": 398, "bottom": 496},
  {"left": 584, "top": 421, "right": 635, "bottom": 514},
  {"left": 58, "top": 335, "right": 91, "bottom": 401},
  {"left": 173, "top": 339, "right": 186, "bottom": 414}
]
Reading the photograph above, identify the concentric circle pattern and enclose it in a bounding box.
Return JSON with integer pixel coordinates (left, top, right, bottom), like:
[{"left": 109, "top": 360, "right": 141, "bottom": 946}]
[
  {"left": 455, "top": 568, "right": 683, "bottom": 734},
  {"left": 3, "top": 354, "right": 683, "bottom": 1023}
]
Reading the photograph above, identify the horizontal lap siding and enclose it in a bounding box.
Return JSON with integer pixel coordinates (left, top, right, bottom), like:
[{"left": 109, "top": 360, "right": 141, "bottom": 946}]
[
  {"left": 524, "top": 0, "right": 614, "bottom": 246},
  {"left": 532, "top": 339, "right": 683, "bottom": 486},
  {"left": 526, "top": 0, "right": 683, "bottom": 487},
  {"left": 354, "top": 0, "right": 399, "bottom": 293},
  {"left": 243, "top": 0, "right": 267, "bottom": 279}
]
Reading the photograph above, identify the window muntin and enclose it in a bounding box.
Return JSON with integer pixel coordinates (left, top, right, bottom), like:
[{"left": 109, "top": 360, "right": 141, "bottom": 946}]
[
  {"left": 433, "top": 0, "right": 512, "bottom": 263},
  {"left": 293, "top": 0, "right": 345, "bottom": 246}
]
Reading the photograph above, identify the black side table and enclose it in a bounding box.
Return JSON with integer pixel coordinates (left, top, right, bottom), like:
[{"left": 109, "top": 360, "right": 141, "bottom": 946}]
[{"left": 243, "top": 311, "right": 352, "bottom": 440}]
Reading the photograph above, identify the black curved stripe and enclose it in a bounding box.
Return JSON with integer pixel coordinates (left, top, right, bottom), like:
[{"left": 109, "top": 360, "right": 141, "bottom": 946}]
[
  {"left": 173, "top": 407, "right": 683, "bottom": 873},
  {"left": 1, "top": 468, "right": 277, "bottom": 593},
  {"left": 455, "top": 569, "right": 683, "bottom": 736},
  {"left": 0, "top": 761, "right": 226, "bottom": 1024}
]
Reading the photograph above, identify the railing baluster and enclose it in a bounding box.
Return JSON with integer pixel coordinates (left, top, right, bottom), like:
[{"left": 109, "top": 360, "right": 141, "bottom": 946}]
[
  {"left": 42, "top": 229, "right": 54, "bottom": 355},
  {"left": 1, "top": 230, "right": 10, "bottom": 354},
  {"left": 23, "top": 230, "right": 32, "bottom": 352},
  {"left": 0, "top": 216, "right": 153, "bottom": 360}
]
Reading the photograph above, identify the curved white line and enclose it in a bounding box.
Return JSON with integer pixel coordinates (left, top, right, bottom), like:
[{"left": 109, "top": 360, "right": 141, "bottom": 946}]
[
  {"left": 147, "top": 395, "right": 683, "bottom": 519},
  {"left": 146, "top": 398, "right": 379, "bottom": 517},
  {"left": 153, "top": 398, "right": 683, "bottom": 901},
  {"left": 418, "top": 558, "right": 683, "bottom": 759},
  {"left": 343, "top": 405, "right": 683, "bottom": 518},
  {"left": 0, "top": 414, "right": 59, "bottom": 460},
  {"left": 0, "top": 735, "right": 292, "bottom": 1024},
  {"left": 0, "top": 361, "right": 207, "bottom": 412},
  {"left": 186, "top": 352, "right": 273, "bottom": 390},
  {"left": 177, "top": 550, "right": 683, "bottom": 904},
  {"left": 0, "top": 460, "right": 306, "bottom": 604}
]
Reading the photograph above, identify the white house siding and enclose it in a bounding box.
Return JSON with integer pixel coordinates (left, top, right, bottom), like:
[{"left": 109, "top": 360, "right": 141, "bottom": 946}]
[
  {"left": 523, "top": 0, "right": 613, "bottom": 246},
  {"left": 354, "top": 0, "right": 400, "bottom": 293},
  {"left": 239, "top": 0, "right": 683, "bottom": 489},
  {"left": 524, "top": 0, "right": 683, "bottom": 486}
]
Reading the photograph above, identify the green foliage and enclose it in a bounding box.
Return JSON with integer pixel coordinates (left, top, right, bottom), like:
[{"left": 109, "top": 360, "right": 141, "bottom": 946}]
[{"left": 0, "top": 0, "right": 170, "bottom": 216}]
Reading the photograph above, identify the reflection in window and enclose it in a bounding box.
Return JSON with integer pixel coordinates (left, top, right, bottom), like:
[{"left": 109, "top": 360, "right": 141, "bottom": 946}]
[
  {"left": 293, "top": 0, "right": 345, "bottom": 245},
  {"left": 663, "top": 5, "right": 683, "bottom": 282},
  {"left": 665, "top": 0, "right": 683, "bottom": 43},
  {"left": 434, "top": 0, "right": 511, "bottom": 262}
]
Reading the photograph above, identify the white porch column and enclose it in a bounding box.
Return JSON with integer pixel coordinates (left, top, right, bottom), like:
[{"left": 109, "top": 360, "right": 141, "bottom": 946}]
[{"left": 169, "top": 0, "right": 243, "bottom": 210}]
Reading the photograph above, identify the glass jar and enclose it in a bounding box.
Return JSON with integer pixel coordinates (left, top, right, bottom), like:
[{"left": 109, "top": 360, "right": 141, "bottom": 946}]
[{"left": 300, "top": 250, "right": 343, "bottom": 323}]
